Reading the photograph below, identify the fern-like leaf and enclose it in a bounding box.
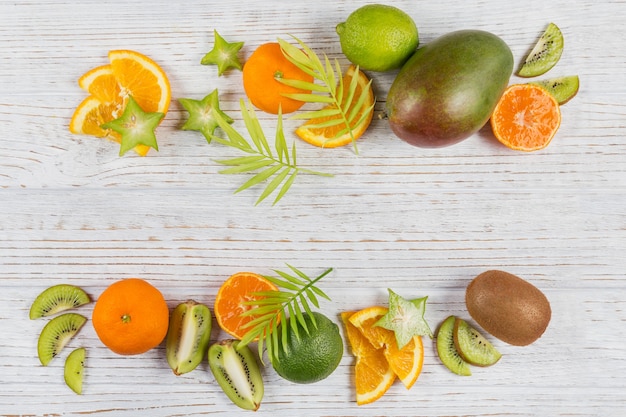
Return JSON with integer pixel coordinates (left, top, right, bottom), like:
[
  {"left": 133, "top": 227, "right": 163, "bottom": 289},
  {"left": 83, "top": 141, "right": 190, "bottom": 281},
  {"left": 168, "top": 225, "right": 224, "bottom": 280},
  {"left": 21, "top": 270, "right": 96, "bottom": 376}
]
[
  {"left": 277, "top": 36, "right": 375, "bottom": 153},
  {"left": 238, "top": 265, "right": 333, "bottom": 364},
  {"left": 210, "top": 99, "right": 332, "bottom": 205}
]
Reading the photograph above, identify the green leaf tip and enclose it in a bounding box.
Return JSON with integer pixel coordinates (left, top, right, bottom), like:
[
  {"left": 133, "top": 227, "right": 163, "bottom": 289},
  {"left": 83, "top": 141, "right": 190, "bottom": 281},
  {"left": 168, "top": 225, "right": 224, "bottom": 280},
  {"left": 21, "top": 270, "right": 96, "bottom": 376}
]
[
  {"left": 238, "top": 265, "right": 333, "bottom": 365},
  {"left": 209, "top": 99, "right": 332, "bottom": 205}
]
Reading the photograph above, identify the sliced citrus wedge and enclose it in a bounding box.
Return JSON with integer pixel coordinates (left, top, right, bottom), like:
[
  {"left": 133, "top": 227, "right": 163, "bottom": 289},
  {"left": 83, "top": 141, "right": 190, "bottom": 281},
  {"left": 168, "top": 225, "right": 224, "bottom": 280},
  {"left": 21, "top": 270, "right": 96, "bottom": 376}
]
[
  {"left": 108, "top": 49, "right": 171, "bottom": 114},
  {"left": 69, "top": 50, "right": 171, "bottom": 156},
  {"left": 78, "top": 65, "right": 120, "bottom": 103},
  {"left": 349, "top": 306, "right": 424, "bottom": 389},
  {"left": 341, "top": 311, "right": 396, "bottom": 405},
  {"left": 295, "top": 65, "right": 374, "bottom": 148}
]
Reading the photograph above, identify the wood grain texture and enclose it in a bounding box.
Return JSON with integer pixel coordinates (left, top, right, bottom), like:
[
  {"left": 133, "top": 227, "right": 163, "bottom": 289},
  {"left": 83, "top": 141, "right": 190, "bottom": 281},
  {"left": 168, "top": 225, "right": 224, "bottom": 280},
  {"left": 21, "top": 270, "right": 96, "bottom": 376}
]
[{"left": 1, "top": 0, "right": 625, "bottom": 416}]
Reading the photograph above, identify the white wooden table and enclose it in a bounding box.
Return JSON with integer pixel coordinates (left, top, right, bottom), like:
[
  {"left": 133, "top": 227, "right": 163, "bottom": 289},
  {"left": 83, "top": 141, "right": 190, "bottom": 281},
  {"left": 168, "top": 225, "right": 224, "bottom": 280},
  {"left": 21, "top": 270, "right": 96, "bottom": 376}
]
[{"left": 2, "top": 0, "right": 625, "bottom": 415}]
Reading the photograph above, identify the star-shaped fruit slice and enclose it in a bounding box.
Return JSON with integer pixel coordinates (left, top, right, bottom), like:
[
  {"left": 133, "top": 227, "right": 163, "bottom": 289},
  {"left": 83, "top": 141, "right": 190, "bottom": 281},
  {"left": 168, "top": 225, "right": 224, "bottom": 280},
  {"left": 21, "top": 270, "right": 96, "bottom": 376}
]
[
  {"left": 201, "top": 30, "right": 244, "bottom": 76},
  {"left": 101, "top": 95, "right": 164, "bottom": 156},
  {"left": 375, "top": 288, "right": 433, "bottom": 350},
  {"left": 178, "top": 89, "right": 233, "bottom": 143}
]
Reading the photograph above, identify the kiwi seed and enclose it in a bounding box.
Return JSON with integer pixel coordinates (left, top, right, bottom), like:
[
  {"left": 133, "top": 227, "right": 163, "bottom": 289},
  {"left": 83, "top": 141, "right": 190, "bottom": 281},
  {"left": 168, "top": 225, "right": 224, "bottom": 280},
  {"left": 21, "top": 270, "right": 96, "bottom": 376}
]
[
  {"left": 64, "top": 347, "right": 86, "bottom": 395},
  {"left": 453, "top": 317, "right": 502, "bottom": 367},
  {"left": 529, "top": 75, "right": 580, "bottom": 105},
  {"left": 518, "top": 22, "right": 564, "bottom": 77}
]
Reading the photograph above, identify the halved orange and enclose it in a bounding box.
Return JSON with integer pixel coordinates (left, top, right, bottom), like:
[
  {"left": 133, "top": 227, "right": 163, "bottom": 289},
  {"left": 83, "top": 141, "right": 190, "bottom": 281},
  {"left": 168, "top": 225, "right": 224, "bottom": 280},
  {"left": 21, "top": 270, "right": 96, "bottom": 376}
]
[
  {"left": 349, "top": 306, "right": 424, "bottom": 389},
  {"left": 295, "top": 65, "right": 375, "bottom": 148},
  {"left": 341, "top": 311, "right": 396, "bottom": 405},
  {"left": 214, "top": 272, "right": 280, "bottom": 340},
  {"left": 69, "top": 50, "right": 171, "bottom": 156},
  {"left": 490, "top": 83, "right": 561, "bottom": 152}
]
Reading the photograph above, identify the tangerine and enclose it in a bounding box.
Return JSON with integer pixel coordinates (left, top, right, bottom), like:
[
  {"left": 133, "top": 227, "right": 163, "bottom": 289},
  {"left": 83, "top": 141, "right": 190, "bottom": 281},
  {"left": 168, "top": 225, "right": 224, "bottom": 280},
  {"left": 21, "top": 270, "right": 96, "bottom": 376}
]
[
  {"left": 242, "top": 42, "right": 313, "bottom": 114},
  {"left": 92, "top": 278, "right": 169, "bottom": 355},
  {"left": 214, "top": 272, "right": 280, "bottom": 340},
  {"left": 490, "top": 83, "right": 561, "bottom": 151}
]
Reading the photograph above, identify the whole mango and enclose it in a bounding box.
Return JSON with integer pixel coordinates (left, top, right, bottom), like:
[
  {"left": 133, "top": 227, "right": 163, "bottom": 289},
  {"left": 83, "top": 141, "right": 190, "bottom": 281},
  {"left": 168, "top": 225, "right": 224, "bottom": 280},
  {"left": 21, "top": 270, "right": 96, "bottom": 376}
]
[{"left": 386, "top": 30, "right": 513, "bottom": 148}]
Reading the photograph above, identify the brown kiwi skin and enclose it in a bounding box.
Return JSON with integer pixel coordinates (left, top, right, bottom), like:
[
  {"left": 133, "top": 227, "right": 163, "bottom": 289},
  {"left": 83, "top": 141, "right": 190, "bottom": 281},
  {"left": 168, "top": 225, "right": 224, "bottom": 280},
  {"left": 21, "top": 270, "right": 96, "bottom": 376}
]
[{"left": 466, "top": 270, "right": 551, "bottom": 346}]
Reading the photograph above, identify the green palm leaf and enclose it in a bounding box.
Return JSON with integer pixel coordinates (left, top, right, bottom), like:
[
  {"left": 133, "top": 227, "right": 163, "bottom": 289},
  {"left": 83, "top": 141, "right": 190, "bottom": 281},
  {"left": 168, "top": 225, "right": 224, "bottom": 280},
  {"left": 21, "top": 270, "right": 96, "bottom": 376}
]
[
  {"left": 277, "top": 36, "right": 376, "bottom": 153},
  {"left": 209, "top": 99, "right": 332, "bottom": 205},
  {"left": 238, "top": 265, "right": 333, "bottom": 364}
]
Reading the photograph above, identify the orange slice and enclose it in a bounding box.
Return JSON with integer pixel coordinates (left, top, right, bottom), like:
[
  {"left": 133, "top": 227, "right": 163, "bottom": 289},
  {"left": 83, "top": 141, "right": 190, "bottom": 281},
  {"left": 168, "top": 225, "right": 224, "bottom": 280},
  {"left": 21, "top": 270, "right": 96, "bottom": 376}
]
[
  {"left": 78, "top": 65, "right": 121, "bottom": 103},
  {"left": 349, "top": 306, "right": 424, "bottom": 389},
  {"left": 295, "top": 65, "right": 374, "bottom": 148},
  {"left": 70, "top": 50, "right": 171, "bottom": 156},
  {"left": 214, "top": 272, "right": 280, "bottom": 340},
  {"left": 490, "top": 83, "right": 561, "bottom": 151},
  {"left": 383, "top": 334, "right": 424, "bottom": 389},
  {"left": 108, "top": 50, "right": 171, "bottom": 114},
  {"left": 341, "top": 311, "right": 396, "bottom": 405}
]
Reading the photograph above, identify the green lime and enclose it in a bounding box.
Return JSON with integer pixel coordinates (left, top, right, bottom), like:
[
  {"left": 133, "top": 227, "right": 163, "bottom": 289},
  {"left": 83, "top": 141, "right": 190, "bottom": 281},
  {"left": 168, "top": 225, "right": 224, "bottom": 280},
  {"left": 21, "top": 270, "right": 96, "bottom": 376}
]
[
  {"left": 271, "top": 312, "right": 343, "bottom": 384},
  {"left": 336, "top": 4, "right": 419, "bottom": 72}
]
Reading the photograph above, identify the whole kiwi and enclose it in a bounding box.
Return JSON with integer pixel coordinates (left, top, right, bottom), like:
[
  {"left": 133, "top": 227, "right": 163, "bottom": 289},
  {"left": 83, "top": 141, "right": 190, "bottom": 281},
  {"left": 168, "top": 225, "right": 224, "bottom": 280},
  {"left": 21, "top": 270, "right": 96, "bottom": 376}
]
[{"left": 465, "top": 270, "right": 551, "bottom": 346}]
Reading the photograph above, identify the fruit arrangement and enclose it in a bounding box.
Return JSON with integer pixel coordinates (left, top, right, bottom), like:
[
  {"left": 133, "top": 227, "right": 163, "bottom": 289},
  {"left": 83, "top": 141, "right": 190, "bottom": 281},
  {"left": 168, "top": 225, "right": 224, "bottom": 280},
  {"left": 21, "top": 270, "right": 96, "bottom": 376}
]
[
  {"left": 41, "top": 2, "right": 569, "bottom": 409},
  {"left": 30, "top": 267, "right": 552, "bottom": 408},
  {"left": 68, "top": 5, "right": 578, "bottom": 205}
]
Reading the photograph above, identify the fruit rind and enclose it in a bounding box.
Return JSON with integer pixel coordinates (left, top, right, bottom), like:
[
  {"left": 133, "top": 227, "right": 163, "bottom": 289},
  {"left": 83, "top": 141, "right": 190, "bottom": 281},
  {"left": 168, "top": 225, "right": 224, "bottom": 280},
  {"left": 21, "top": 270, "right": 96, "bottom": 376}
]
[
  {"left": 453, "top": 317, "right": 502, "bottom": 367},
  {"left": 518, "top": 22, "right": 564, "bottom": 78},
  {"left": 64, "top": 347, "right": 86, "bottom": 395},
  {"left": 29, "top": 284, "right": 90, "bottom": 320},
  {"left": 166, "top": 300, "right": 212, "bottom": 375},
  {"left": 208, "top": 339, "right": 264, "bottom": 411},
  {"left": 37, "top": 313, "right": 87, "bottom": 366},
  {"left": 436, "top": 315, "right": 471, "bottom": 376}
]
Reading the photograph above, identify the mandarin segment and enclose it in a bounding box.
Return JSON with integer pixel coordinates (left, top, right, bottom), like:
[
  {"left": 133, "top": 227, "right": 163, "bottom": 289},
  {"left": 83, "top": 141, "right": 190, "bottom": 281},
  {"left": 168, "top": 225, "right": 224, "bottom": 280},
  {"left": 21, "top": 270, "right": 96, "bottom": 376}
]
[{"left": 214, "top": 272, "right": 280, "bottom": 340}]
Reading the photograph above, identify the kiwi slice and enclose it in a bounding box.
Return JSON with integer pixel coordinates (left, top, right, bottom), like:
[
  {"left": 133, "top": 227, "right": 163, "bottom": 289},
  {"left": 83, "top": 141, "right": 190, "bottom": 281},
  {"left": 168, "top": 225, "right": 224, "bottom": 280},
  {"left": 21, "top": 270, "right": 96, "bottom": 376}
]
[
  {"left": 453, "top": 317, "right": 502, "bottom": 367},
  {"left": 436, "top": 315, "right": 471, "bottom": 376},
  {"left": 518, "top": 23, "right": 564, "bottom": 77},
  {"left": 166, "top": 300, "right": 212, "bottom": 375},
  {"left": 30, "top": 284, "right": 90, "bottom": 319},
  {"left": 64, "top": 347, "right": 85, "bottom": 394},
  {"left": 208, "top": 339, "right": 264, "bottom": 411},
  {"left": 37, "top": 312, "right": 87, "bottom": 366},
  {"left": 529, "top": 75, "right": 579, "bottom": 104}
]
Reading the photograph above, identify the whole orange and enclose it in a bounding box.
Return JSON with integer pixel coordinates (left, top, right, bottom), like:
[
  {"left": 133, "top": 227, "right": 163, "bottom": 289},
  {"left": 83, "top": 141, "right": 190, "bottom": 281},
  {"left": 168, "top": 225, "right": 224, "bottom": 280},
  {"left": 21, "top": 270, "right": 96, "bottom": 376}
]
[
  {"left": 242, "top": 42, "right": 313, "bottom": 114},
  {"left": 92, "top": 278, "right": 169, "bottom": 355}
]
